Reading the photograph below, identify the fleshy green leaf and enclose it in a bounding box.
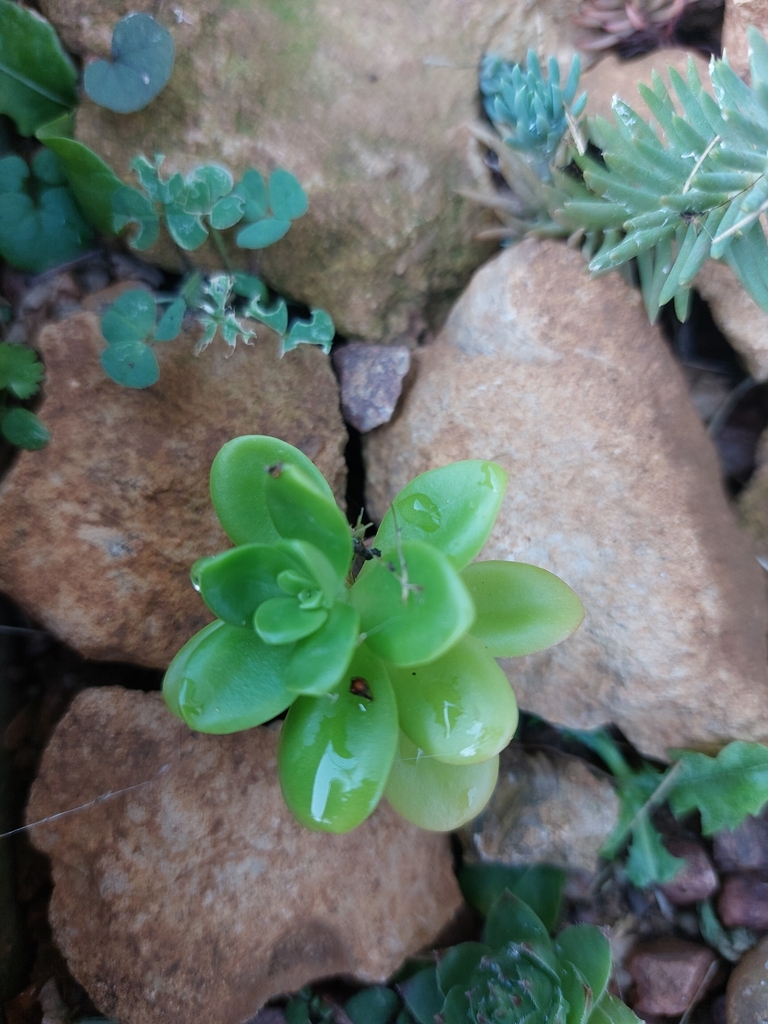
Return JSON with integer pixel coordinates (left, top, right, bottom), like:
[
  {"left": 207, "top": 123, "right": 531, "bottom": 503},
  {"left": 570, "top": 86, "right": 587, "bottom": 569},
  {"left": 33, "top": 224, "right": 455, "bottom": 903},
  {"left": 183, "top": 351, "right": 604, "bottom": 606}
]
[
  {"left": 374, "top": 461, "right": 508, "bottom": 571},
  {"left": 210, "top": 434, "right": 335, "bottom": 547},
  {"left": 0, "top": 155, "right": 28, "bottom": 194},
  {"left": 264, "top": 462, "right": 353, "bottom": 582},
  {"left": 101, "top": 289, "right": 156, "bottom": 344},
  {"left": 101, "top": 339, "right": 159, "bottom": 389},
  {"left": 669, "top": 741, "right": 768, "bottom": 834},
  {"left": 268, "top": 168, "right": 308, "bottom": 220},
  {"left": 163, "top": 620, "right": 296, "bottom": 733},
  {"left": 436, "top": 944, "right": 490, "bottom": 998},
  {"left": 183, "top": 164, "right": 233, "bottom": 213},
  {"left": 482, "top": 889, "right": 552, "bottom": 950},
  {"left": 154, "top": 296, "right": 186, "bottom": 341},
  {"left": 0, "top": 0, "right": 77, "bottom": 135},
  {"left": 84, "top": 13, "right": 175, "bottom": 114},
  {"left": 458, "top": 863, "right": 565, "bottom": 930},
  {"left": 350, "top": 540, "right": 475, "bottom": 666},
  {"left": 1, "top": 407, "right": 49, "bottom": 449},
  {"left": 344, "top": 987, "right": 400, "bottom": 1024},
  {"left": 591, "top": 992, "right": 643, "bottom": 1024},
  {"left": 399, "top": 967, "right": 443, "bottom": 1024},
  {"left": 254, "top": 597, "right": 328, "bottom": 644},
  {"left": 0, "top": 343, "right": 44, "bottom": 399},
  {"left": 462, "top": 560, "right": 584, "bottom": 657},
  {"left": 283, "top": 601, "right": 360, "bottom": 695},
  {"left": 555, "top": 924, "right": 611, "bottom": 1007},
  {"left": 193, "top": 544, "right": 293, "bottom": 626},
  {"left": 283, "top": 309, "right": 335, "bottom": 354}
]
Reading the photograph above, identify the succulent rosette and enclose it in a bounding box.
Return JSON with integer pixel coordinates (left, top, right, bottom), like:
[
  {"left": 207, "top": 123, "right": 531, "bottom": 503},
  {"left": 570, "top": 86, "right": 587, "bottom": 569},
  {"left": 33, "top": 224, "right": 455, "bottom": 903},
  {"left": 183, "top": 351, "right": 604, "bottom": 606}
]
[
  {"left": 163, "top": 435, "right": 584, "bottom": 834},
  {"left": 412, "top": 891, "right": 641, "bottom": 1024}
]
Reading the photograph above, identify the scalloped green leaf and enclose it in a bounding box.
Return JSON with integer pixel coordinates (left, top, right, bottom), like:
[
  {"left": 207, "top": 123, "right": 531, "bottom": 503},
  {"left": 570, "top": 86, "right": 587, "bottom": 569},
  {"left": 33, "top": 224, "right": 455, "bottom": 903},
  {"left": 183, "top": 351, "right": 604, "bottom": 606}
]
[
  {"left": 84, "top": 13, "right": 174, "bottom": 114},
  {"left": 101, "top": 339, "right": 159, "bottom": 389},
  {"left": 111, "top": 185, "right": 160, "bottom": 249},
  {"left": 236, "top": 216, "right": 291, "bottom": 248},
  {"left": 245, "top": 295, "right": 288, "bottom": 335},
  {"left": 669, "top": 740, "right": 768, "bottom": 834},
  {"left": 0, "top": 0, "right": 77, "bottom": 135},
  {"left": 154, "top": 296, "right": 185, "bottom": 342},
  {"left": 283, "top": 309, "right": 335, "bottom": 354},
  {"left": 461, "top": 560, "right": 583, "bottom": 658},
  {"left": 0, "top": 342, "right": 44, "bottom": 399},
  {"left": 374, "top": 460, "right": 508, "bottom": 572},
  {"left": 0, "top": 186, "right": 92, "bottom": 272}
]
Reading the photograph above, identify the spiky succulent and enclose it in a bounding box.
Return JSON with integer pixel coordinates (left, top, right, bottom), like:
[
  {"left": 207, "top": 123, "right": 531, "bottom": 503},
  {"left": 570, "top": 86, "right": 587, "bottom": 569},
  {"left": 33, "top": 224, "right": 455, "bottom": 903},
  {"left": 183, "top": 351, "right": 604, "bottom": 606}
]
[
  {"left": 404, "top": 891, "right": 639, "bottom": 1024},
  {"left": 557, "top": 28, "right": 768, "bottom": 322},
  {"left": 480, "top": 51, "right": 586, "bottom": 180}
]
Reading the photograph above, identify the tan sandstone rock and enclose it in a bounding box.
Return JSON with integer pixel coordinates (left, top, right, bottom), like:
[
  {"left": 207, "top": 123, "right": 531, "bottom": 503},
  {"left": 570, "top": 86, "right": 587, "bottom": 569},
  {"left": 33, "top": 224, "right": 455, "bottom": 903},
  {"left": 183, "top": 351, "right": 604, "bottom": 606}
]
[
  {"left": 365, "top": 238, "right": 768, "bottom": 760},
  {"left": 581, "top": 49, "right": 712, "bottom": 126},
  {"left": 460, "top": 745, "right": 619, "bottom": 873},
  {"left": 35, "top": 0, "right": 581, "bottom": 343},
  {"left": 27, "top": 687, "right": 462, "bottom": 1024},
  {"left": 0, "top": 303, "right": 346, "bottom": 667},
  {"left": 722, "top": 0, "right": 765, "bottom": 80}
]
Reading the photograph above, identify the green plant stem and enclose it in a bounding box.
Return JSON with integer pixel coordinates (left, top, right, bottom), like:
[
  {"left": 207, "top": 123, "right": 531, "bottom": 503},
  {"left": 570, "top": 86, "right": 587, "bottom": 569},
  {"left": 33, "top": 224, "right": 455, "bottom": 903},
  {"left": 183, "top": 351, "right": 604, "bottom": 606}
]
[
  {"left": 210, "top": 226, "right": 232, "bottom": 272},
  {"left": 610, "top": 760, "right": 685, "bottom": 853}
]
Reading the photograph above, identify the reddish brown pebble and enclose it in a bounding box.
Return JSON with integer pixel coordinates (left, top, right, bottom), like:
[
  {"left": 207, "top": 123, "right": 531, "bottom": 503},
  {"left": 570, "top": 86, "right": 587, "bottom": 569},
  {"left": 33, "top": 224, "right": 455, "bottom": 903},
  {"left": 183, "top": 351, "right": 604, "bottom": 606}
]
[
  {"left": 714, "top": 814, "right": 768, "bottom": 873},
  {"left": 659, "top": 838, "right": 719, "bottom": 905},
  {"left": 719, "top": 873, "right": 768, "bottom": 930},
  {"left": 627, "top": 937, "right": 718, "bottom": 1017}
]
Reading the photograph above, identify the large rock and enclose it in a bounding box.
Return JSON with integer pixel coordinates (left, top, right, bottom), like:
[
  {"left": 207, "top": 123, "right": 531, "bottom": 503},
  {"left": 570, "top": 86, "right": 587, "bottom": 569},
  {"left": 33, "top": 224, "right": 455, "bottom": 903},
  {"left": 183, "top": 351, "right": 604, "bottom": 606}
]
[
  {"left": 26, "top": 687, "right": 462, "bottom": 1024},
  {"left": 36, "top": 0, "right": 581, "bottom": 343},
  {"left": 365, "top": 239, "right": 768, "bottom": 759},
  {"left": 0, "top": 301, "right": 346, "bottom": 667},
  {"left": 460, "top": 745, "right": 619, "bottom": 873}
]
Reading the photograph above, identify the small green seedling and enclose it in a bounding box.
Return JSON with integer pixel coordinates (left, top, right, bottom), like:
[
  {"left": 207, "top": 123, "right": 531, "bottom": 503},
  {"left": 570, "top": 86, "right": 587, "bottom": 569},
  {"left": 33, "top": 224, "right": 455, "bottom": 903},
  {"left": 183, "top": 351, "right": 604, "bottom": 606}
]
[
  {"left": 84, "top": 14, "right": 174, "bottom": 114},
  {"left": 112, "top": 154, "right": 309, "bottom": 253},
  {"left": 0, "top": 151, "right": 93, "bottom": 272},
  {"left": 284, "top": 865, "right": 639, "bottom": 1023},
  {"left": 0, "top": 342, "right": 49, "bottom": 449},
  {"left": 163, "top": 435, "right": 584, "bottom": 833},
  {"left": 571, "top": 728, "right": 768, "bottom": 888}
]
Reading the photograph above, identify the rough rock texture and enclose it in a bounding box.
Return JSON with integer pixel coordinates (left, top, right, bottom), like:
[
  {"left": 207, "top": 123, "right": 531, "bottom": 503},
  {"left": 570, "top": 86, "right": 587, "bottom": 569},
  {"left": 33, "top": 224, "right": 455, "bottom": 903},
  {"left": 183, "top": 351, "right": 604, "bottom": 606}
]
[
  {"left": 718, "top": 872, "right": 768, "bottom": 928},
  {"left": 738, "top": 430, "right": 768, "bottom": 560},
  {"left": 658, "top": 838, "right": 719, "bottom": 905},
  {"left": 0, "top": 302, "right": 346, "bottom": 668},
  {"left": 696, "top": 262, "right": 768, "bottom": 382},
  {"left": 27, "top": 688, "right": 462, "bottom": 1024},
  {"left": 365, "top": 239, "right": 768, "bottom": 760},
  {"left": 36, "top": 0, "right": 581, "bottom": 343},
  {"left": 714, "top": 809, "right": 768, "bottom": 872},
  {"left": 726, "top": 933, "right": 768, "bottom": 1024},
  {"left": 722, "top": 0, "right": 765, "bottom": 80},
  {"left": 332, "top": 343, "right": 411, "bottom": 432},
  {"left": 460, "top": 745, "right": 619, "bottom": 873},
  {"left": 627, "top": 938, "right": 717, "bottom": 1017},
  {"left": 581, "top": 49, "right": 712, "bottom": 124}
]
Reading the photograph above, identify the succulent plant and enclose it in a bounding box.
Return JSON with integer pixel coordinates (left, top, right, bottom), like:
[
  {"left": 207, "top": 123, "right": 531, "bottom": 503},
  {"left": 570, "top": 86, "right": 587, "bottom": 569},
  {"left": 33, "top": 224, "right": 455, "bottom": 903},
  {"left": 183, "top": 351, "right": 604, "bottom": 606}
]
[
  {"left": 163, "top": 435, "right": 584, "bottom": 834},
  {"left": 480, "top": 51, "right": 586, "bottom": 181},
  {"left": 575, "top": 0, "right": 688, "bottom": 56},
  {"left": 411, "top": 891, "right": 640, "bottom": 1024}
]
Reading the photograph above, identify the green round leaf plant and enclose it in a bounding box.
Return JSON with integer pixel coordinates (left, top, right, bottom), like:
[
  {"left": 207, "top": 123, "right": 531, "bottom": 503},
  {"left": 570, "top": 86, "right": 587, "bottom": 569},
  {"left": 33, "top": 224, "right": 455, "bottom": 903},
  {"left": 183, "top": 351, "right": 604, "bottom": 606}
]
[{"left": 163, "top": 435, "right": 584, "bottom": 834}]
